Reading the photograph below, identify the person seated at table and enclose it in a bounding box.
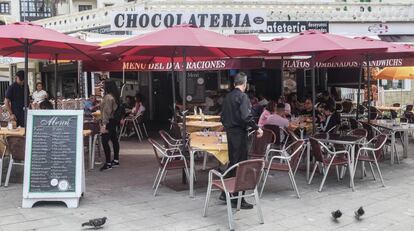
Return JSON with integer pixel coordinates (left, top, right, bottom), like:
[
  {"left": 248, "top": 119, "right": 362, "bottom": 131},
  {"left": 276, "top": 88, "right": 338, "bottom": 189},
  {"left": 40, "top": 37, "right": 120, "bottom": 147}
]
[
  {"left": 287, "top": 92, "right": 303, "bottom": 116},
  {"left": 258, "top": 94, "right": 269, "bottom": 107},
  {"left": 39, "top": 100, "right": 54, "bottom": 110},
  {"left": 123, "top": 95, "right": 135, "bottom": 109},
  {"left": 249, "top": 94, "right": 263, "bottom": 120},
  {"left": 278, "top": 96, "right": 291, "bottom": 117},
  {"left": 264, "top": 103, "right": 289, "bottom": 129},
  {"left": 84, "top": 96, "right": 99, "bottom": 114},
  {"left": 300, "top": 98, "right": 314, "bottom": 117},
  {"left": 32, "top": 82, "right": 48, "bottom": 108},
  {"left": 203, "top": 92, "right": 217, "bottom": 115},
  {"left": 319, "top": 104, "right": 341, "bottom": 133},
  {"left": 319, "top": 91, "right": 336, "bottom": 110},
  {"left": 258, "top": 100, "right": 276, "bottom": 127},
  {"left": 131, "top": 93, "right": 145, "bottom": 116}
]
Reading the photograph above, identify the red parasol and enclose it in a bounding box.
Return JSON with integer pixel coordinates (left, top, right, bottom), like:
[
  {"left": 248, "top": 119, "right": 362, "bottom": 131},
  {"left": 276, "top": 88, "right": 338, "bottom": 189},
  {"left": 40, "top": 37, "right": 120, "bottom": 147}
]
[{"left": 0, "top": 22, "right": 99, "bottom": 110}]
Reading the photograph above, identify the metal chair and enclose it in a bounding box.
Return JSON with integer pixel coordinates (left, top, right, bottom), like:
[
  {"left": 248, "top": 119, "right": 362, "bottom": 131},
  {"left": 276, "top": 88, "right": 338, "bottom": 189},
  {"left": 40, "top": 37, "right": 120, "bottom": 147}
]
[
  {"left": 119, "top": 114, "right": 143, "bottom": 142},
  {"left": 135, "top": 114, "right": 148, "bottom": 138},
  {"left": 4, "top": 136, "right": 25, "bottom": 187},
  {"left": 353, "top": 134, "right": 387, "bottom": 186},
  {"left": 342, "top": 100, "right": 353, "bottom": 113},
  {"left": 84, "top": 121, "right": 100, "bottom": 169},
  {"left": 308, "top": 138, "right": 351, "bottom": 192},
  {"left": 203, "top": 159, "right": 265, "bottom": 231},
  {"left": 248, "top": 128, "right": 276, "bottom": 159},
  {"left": 260, "top": 140, "right": 305, "bottom": 198},
  {"left": 148, "top": 138, "right": 190, "bottom": 196}
]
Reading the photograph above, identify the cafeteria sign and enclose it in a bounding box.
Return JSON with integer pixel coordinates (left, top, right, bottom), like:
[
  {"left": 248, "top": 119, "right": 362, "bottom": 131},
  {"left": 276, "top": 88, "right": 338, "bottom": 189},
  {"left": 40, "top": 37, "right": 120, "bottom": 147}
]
[
  {"left": 110, "top": 10, "right": 267, "bottom": 31},
  {"left": 235, "top": 21, "right": 329, "bottom": 34},
  {"left": 22, "top": 110, "right": 85, "bottom": 208}
]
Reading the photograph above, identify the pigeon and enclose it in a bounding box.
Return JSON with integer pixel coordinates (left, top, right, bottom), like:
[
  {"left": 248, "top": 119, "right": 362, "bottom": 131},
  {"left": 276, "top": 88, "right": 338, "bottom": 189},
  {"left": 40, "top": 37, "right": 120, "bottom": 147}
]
[
  {"left": 355, "top": 206, "right": 365, "bottom": 220},
  {"left": 331, "top": 210, "right": 342, "bottom": 220},
  {"left": 82, "top": 217, "right": 107, "bottom": 229}
]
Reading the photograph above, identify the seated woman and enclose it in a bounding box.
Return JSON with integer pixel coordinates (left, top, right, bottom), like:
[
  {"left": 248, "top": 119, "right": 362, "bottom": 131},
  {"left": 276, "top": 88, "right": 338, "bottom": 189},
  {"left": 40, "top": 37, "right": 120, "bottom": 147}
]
[
  {"left": 319, "top": 104, "right": 341, "bottom": 133},
  {"left": 131, "top": 93, "right": 145, "bottom": 116},
  {"left": 258, "top": 100, "right": 276, "bottom": 127},
  {"left": 32, "top": 82, "right": 48, "bottom": 109}
]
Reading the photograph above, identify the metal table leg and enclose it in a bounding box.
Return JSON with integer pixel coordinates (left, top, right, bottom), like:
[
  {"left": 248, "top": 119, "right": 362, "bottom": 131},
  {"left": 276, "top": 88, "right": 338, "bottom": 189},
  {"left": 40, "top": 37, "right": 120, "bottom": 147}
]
[
  {"left": 404, "top": 131, "right": 408, "bottom": 158},
  {"left": 306, "top": 141, "right": 310, "bottom": 181},
  {"left": 190, "top": 149, "right": 195, "bottom": 198},
  {"left": 391, "top": 132, "right": 395, "bottom": 165}
]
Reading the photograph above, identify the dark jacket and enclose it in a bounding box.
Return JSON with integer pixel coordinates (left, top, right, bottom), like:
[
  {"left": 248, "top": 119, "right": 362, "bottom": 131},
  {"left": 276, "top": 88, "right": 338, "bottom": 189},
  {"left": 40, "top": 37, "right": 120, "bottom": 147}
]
[
  {"left": 221, "top": 88, "right": 259, "bottom": 131},
  {"left": 321, "top": 112, "right": 341, "bottom": 133}
]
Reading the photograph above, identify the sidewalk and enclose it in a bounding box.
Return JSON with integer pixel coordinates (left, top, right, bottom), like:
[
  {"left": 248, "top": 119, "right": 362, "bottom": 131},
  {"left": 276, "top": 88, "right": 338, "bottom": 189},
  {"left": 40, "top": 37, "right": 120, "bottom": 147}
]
[{"left": 1, "top": 139, "right": 414, "bottom": 231}]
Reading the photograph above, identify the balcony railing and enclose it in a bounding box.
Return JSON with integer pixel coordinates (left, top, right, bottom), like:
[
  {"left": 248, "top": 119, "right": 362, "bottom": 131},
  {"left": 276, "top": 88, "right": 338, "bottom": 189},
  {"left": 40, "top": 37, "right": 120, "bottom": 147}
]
[{"left": 35, "top": 1, "right": 414, "bottom": 34}]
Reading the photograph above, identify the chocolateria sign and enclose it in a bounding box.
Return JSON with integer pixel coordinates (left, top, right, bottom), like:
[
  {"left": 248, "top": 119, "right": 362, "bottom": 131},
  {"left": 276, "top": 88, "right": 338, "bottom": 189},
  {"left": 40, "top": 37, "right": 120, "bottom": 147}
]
[{"left": 110, "top": 10, "right": 267, "bottom": 31}]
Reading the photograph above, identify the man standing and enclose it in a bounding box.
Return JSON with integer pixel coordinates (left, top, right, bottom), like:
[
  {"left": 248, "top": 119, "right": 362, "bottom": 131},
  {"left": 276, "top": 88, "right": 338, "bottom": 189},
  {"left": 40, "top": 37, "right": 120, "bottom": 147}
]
[
  {"left": 5, "top": 70, "right": 29, "bottom": 127},
  {"left": 220, "top": 72, "right": 263, "bottom": 209}
]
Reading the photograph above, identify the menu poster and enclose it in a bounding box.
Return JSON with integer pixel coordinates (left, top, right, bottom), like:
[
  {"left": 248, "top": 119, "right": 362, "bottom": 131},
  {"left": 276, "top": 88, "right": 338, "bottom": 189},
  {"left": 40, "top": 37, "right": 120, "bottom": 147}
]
[{"left": 22, "top": 110, "right": 84, "bottom": 209}]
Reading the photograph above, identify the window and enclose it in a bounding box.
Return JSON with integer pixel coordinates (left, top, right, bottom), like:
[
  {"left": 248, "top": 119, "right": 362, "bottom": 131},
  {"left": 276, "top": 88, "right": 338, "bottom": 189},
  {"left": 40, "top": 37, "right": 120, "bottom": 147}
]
[
  {"left": 20, "top": 0, "right": 52, "bottom": 21},
  {"left": 0, "top": 2, "right": 10, "bottom": 14},
  {"left": 78, "top": 5, "right": 92, "bottom": 12},
  {"left": 380, "top": 80, "right": 411, "bottom": 91},
  {"left": 104, "top": 4, "right": 114, "bottom": 7}
]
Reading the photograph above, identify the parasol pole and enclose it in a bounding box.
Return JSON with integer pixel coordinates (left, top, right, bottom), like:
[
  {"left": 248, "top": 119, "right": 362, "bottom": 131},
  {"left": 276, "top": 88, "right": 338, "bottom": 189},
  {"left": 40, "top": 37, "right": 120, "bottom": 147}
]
[
  {"left": 311, "top": 53, "right": 316, "bottom": 134},
  {"left": 356, "top": 63, "right": 363, "bottom": 120},
  {"left": 171, "top": 56, "right": 176, "bottom": 120},
  {"left": 24, "top": 39, "right": 29, "bottom": 128},
  {"left": 367, "top": 55, "right": 371, "bottom": 123},
  {"left": 54, "top": 54, "right": 58, "bottom": 109},
  {"left": 182, "top": 48, "right": 187, "bottom": 148},
  {"left": 280, "top": 56, "right": 284, "bottom": 97}
]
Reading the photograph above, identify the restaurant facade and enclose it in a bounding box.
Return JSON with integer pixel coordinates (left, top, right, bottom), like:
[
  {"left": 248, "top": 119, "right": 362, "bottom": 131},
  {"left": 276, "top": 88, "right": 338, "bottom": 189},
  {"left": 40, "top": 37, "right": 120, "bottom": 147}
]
[{"left": 4, "top": 0, "right": 413, "bottom": 121}]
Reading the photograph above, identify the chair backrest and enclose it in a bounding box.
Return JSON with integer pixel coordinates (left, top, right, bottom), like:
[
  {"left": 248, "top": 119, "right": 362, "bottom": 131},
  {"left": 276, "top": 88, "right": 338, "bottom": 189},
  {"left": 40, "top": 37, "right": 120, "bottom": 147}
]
[
  {"left": 357, "top": 105, "right": 366, "bottom": 114},
  {"left": 349, "top": 118, "right": 359, "bottom": 129},
  {"left": 342, "top": 101, "right": 353, "bottom": 113},
  {"left": 361, "top": 122, "right": 375, "bottom": 140},
  {"left": 372, "top": 134, "right": 387, "bottom": 160},
  {"left": 83, "top": 121, "right": 100, "bottom": 135},
  {"left": 348, "top": 128, "right": 368, "bottom": 139},
  {"left": 170, "top": 122, "right": 182, "bottom": 140},
  {"left": 6, "top": 136, "right": 25, "bottom": 161},
  {"left": 286, "top": 140, "right": 305, "bottom": 169},
  {"left": 148, "top": 138, "right": 168, "bottom": 167},
  {"left": 233, "top": 159, "right": 264, "bottom": 192},
  {"left": 263, "top": 124, "right": 281, "bottom": 144},
  {"left": 249, "top": 128, "right": 276, "bottom": 158},
  {"left": 309, "top": 138, "right": 325, "bottom": 163},
  {"left": 327, "top": 125, "right": 338, "bottom": 134},
  {"left": 369, "top": 106, "right": 379, "bottom": 120},
  {"left": 390, "top": 110, "right": 398, "bottom": 119}
]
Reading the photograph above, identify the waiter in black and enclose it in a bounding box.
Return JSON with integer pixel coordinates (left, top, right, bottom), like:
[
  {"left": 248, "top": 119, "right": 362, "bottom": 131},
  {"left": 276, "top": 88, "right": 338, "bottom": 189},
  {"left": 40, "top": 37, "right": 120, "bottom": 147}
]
[
  {"left": 220, "top": 72, "right": 263, "bottom": 209},
  {"left": 4, "top": 70, "right": 29, "bottom": 127}
]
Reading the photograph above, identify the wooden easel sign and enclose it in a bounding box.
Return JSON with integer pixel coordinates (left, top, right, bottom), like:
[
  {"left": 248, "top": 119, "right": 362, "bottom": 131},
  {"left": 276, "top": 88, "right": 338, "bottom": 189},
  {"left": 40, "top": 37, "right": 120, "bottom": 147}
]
[{"left": 22, "top": 110, "right": 84, "bottom": 208}]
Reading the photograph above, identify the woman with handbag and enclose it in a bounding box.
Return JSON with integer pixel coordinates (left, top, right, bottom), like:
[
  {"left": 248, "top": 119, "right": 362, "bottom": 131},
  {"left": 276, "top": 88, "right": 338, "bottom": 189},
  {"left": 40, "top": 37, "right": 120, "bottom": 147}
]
[{"left": 100, "top": 80, "right": 121, "bottom": 171}]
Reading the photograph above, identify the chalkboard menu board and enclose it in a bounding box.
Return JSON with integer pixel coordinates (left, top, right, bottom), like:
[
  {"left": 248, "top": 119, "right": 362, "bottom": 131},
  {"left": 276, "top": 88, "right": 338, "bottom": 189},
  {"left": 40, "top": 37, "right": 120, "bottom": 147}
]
[
  {"left": 23, "top": 110, "right": 84, "bottom": 208},
  {"left": 29, "top": 115, "right": 78, "bottom": 193}
]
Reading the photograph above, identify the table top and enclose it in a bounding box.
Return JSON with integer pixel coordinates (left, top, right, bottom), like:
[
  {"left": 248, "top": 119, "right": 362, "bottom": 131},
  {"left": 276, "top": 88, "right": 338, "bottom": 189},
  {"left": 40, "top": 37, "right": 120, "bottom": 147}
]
[
  {"left": 185, "top": 121, "right": 223, "bottom": 128},
  {"left": 365, "top": 119, "right": 414, "bottom": 131},
  {"left": 376, "top": 106, "right": 400, "bottom": 111},
  {"left": 313, "top": 133, "right": 364, "bottom": 144},
  {"left": 189, "top": 132, "right": 228, "bottom": 164},
  {"left": 0, "top": 127, "right": 92, "bottom": 137},
  {"left": 186, "top": 115, "right": 221, "bottom": 122},
  {"left": 0, "top": 127, "right": 25, "bottom": 136}
]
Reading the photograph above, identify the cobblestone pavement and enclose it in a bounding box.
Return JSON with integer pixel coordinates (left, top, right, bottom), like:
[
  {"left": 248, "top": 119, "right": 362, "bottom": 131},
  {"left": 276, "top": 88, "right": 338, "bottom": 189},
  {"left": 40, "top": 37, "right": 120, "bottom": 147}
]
[{"left": 1, "top": 138, "right": 414, "bottom": 231}]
